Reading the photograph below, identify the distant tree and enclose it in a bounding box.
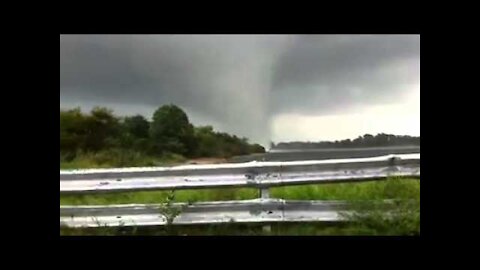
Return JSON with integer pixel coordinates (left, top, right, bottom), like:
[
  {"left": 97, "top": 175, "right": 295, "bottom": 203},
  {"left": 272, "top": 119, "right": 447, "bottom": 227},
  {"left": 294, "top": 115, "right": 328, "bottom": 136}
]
[
  {"left": 193, "top": 126, "right": 217, "bottom": 157},
  {"left": 83, "top": 107, "right": 120, "bottom": 151},
  {"left": 150, "top": 104, "right": 195, "bottom": 156},
  {"left": 363, "top": 134, "right": 374, "bottom": 146},
  {"left": 272, "top": 133, "right": 420, "bottom": 149},
  {"left": 376, "top": 133, "right": 389, "bottom": 146},
  {"left": 60, "top": 108, "right": 88, "bottom": 155},
  {"left": 353, "top": 136, "right": 362, "bottom": 145},
  {"left": 124, "top": 115, "right": 150, "bottom": 139},
  {"left": 340, "top": 139, "right": 352, "bottom": 147},
  {"left": 249, "top": 144, "right": 266, "bottom": 153}
]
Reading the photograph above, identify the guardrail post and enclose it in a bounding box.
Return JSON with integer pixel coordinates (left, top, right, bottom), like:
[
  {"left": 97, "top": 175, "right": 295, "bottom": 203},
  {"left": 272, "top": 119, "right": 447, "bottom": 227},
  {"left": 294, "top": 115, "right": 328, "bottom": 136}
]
[
  {"left": 259, "top": 186, "right": 272, "bottom": 234},
  {"left": 260, "top": 187, "right": 270, "bottom": 199}
]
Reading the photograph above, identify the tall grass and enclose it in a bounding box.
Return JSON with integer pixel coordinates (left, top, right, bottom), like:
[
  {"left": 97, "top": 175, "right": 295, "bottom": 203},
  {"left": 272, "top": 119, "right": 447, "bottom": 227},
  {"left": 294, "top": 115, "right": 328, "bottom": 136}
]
[{"left": 60, "top": 149, "right": 186, "bottom": 170}]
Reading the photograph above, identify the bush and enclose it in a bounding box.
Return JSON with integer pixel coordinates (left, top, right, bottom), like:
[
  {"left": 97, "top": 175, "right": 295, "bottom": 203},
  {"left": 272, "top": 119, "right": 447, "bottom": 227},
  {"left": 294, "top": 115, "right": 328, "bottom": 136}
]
[{"left": 62, "top": 150, "right": 154, "bottom": 169}]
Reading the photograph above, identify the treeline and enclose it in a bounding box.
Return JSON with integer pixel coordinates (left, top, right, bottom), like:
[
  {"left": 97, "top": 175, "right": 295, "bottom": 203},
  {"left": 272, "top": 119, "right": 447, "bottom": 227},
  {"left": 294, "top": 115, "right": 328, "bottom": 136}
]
[
  {"left": 272, "top": 134, "right": 420, "bottom": 150},
  {"left": 60, "top": 104, "right": 265, "bottom": 162}
]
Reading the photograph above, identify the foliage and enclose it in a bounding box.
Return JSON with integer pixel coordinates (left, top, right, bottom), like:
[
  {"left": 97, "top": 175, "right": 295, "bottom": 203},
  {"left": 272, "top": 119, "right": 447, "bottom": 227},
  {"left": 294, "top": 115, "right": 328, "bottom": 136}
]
[
  {"left": 192, "top": 125, "right": 264, "bottom": 158},
  {"left": 60, "top": 104, "right": 265, "bottom": 167},
  {"left": 149, "top": 104, "right": 196, "bottom": 156}
]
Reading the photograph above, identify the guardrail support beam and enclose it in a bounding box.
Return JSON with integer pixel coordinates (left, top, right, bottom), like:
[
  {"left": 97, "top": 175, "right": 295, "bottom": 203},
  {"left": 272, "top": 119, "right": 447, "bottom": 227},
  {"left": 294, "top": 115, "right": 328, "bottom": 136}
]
[
  {"left": 260, "top": 187, "right": 270, "bottom": 199},
  {"left": 259, "top": 186, "right": 272, "bottom": 234}
]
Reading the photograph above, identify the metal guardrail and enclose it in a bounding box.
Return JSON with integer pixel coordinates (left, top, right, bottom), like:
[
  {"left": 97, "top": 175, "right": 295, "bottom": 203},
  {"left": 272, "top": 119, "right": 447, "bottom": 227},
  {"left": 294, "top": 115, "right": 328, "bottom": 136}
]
[
  {"left": 60, "top": 153, "right": 420, "bottom": 228},
  {"left": 60, "top": 153, "right": 420, "bottom": 193},
  {"left": 60, "top": 199, "right": 350, "bottom": 227}
]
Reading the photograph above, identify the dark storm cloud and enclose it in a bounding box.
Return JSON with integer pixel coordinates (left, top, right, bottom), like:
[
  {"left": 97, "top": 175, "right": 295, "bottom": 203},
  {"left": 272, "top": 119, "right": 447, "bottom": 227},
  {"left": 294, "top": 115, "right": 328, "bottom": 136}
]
[
  {"left": 270, "top": 35, "right": 420, "bottom": 115},
  {"left": 60, "top": 35, "right": 420, "bottom": 144}
]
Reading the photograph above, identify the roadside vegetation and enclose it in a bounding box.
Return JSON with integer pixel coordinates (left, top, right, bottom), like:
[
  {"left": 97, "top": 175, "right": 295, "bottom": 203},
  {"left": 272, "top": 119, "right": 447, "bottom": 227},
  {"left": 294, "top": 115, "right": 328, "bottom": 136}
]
[{"left": 60, "top": 104, "right": 265, "bottom": 169}]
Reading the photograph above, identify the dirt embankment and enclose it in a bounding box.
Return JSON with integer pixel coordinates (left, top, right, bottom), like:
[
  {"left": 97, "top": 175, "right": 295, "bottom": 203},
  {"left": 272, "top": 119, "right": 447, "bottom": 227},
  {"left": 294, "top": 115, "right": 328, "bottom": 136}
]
[{"left": 184, "top": 157, "right": 229, "bottom": 165}]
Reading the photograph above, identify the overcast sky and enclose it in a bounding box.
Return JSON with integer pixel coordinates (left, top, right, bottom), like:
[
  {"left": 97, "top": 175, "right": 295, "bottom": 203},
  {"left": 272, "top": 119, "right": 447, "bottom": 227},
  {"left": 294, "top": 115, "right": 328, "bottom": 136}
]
[{"left": 60, "top": 34, "right": 420, "bottom": 146}]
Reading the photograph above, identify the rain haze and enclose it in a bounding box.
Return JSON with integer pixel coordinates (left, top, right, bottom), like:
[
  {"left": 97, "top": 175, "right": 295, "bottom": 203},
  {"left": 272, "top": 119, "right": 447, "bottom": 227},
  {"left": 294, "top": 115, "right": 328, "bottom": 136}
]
[{"left": 60, "top": 34, "right": 420, "bottom": 147}]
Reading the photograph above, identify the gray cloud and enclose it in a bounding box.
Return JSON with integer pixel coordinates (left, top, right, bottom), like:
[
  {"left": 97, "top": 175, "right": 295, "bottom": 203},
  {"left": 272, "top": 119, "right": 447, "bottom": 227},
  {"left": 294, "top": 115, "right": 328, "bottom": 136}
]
[
  {"left": 270, "top": 35, "right": 420, "bottom": 115},
  {"left": 60, "top": 34, "right": 420, "bottom": 145}
]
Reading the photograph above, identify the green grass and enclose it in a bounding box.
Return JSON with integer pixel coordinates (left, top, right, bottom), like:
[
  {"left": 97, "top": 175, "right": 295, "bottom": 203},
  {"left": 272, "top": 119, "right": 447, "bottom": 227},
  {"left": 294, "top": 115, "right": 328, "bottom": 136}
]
[
  {"left": 60, "top": 150, "right": 186, "bottom": 170},
  {"left": 60, "top": 188, "right": 259, "bottom": 205},
  {"left": 271, "top": 177, "right": 420, "bottom": 201},
  {"left": 60, "top": 177, "right": 419, "bottom": 205}
]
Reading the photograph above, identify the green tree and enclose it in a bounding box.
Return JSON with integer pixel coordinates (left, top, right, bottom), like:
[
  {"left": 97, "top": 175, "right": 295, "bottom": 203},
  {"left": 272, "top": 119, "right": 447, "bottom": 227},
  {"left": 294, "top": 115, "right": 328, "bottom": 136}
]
[
  {"left": 116, "top": 115, "right": 151, "bottom": 152},
  {"left": 124, "top": 115, "right": 150, "bottom": 139},
  {"left": 149, "top": 104, "right": 195, "bottom": 156},
  {"left": 60, "top": 108, "right": 88, "bottom": 157},
  {"left": 249, "top": 144, "right": 266, "bottom": 153},
  {"left": 83, "top": 107, "right": 120, "bottom": 151},
  {"left": 193, "top": 126, "right": 217, "bottom": 157},
  {"left": 375, "top": 133, "right": 389, "bottom": 146},
  {"left": 363, "top": 134, "right": 374, "bottom": 146}
]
